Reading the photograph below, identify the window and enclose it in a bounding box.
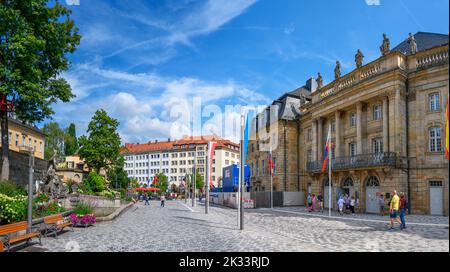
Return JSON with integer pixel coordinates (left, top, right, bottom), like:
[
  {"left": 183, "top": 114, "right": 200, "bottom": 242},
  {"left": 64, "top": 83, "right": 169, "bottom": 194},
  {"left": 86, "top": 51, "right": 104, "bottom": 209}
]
[
  {"left": 307, "top": 150, "right": 312, "bottom": 162},
  {"left": 373, "top": 105, "right": 382, "bottom": 120},
  {"left": 307, "top": 129, "right": 312, "bottom": 141},
  {"left": 331, "top": 121, "right": 336, "bottom": 132},
  {"left": 15, "top": 134, "right": 19, "bottom": 147},
  {"left": 225, "top": 152, "right": 229, "bottom": 157},
  {"left": 8, "top": 132, "right": 12, "bottom": 145},
  {"left": 429, "top": 93, "right": 440, "bottom": 112},
  {"left": 331, "top": 147, "right": 335, "bottom": 159},
  {"left": 350, "top": 112, "right": 357, "bottom": 127},
  {"left": 372, "top": 138, "right": 383, "bottom": 154},
  {"left": 349, "top": 143, "right": 357, "bottom": 157},
  {"left": 39, "top": 142, "right": 43, "bottom": 152},
  {"left": 429, "top": 127, "right": 442, "bottom": 152}
]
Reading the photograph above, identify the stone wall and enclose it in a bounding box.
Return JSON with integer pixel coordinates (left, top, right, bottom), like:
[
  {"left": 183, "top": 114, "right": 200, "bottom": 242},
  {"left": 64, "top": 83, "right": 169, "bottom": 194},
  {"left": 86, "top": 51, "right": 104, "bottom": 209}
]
[{"left": 0, "top": 148, "right": 48, "bottom": 187}]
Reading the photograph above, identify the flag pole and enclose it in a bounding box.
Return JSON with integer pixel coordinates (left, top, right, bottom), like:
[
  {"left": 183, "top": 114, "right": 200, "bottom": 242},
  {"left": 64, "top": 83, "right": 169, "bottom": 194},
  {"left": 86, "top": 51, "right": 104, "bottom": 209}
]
[
  {"left": 240, "top": 114, "right": 245, "bottom": 230},
  {"left": 192, "top": 149, "right": 196, "bottom": 207},
  {"left": 270, "top": 147, "right": 273, "bottom": 210},
  {"left": 328, "top": 124, "right": 332, "bottom": 217}
]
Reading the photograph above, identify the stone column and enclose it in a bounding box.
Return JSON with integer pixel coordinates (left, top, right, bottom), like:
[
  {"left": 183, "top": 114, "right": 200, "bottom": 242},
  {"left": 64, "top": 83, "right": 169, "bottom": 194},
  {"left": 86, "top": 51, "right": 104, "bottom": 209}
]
[
  {"left": 382, "top": 96, "right": 389, "bottom": 152},
  {"left": 317, "top": 117, "right": 323, "bottom": 161},
  {"left": 335, "top": 111, "right": 341, "bottom": 158},
  {"left": 356, "top": 102, "right": 363, "bottom": 154}
]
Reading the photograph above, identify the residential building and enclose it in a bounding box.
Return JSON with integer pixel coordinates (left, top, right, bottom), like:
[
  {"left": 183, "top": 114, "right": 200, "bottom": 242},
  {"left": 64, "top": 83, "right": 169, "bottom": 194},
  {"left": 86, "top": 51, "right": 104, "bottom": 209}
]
[
  {"left": 121, "top": 135, "right": 240, "bottom": 188},
  {"left": 0, "top": 116, "right": 45, "bottom": 160}
]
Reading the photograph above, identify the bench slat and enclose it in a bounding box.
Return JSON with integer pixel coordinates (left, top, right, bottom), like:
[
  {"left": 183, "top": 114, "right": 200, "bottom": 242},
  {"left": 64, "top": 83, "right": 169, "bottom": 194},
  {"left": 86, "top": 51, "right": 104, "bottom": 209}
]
[
  {"left": 44, "top": 214, "right": 64, "bottom": 224},
  {"left": 0, "top": 222, "right": 28, "bottom": 235},
  {"left": 9, "top": 232, "right": 40, "bottom": 244}
]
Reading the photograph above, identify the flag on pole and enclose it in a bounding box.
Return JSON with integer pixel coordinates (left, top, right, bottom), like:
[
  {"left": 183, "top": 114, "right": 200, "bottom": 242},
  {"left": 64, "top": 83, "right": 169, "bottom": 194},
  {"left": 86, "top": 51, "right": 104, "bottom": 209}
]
[
  {"left": 208, "top": 141, "right": 217, "bottom": 188},
  {"left": 445, "top": 97, "right": 449, "bottom": 160},
  {"left": 243, "top": 110, "right": 255, "bottom": 166},
  {"left": 268, "top": 151, "right": 274, "bottom": 177},
  {"left": 321, "top": 130, "right": 332, "bottom": 173},
  {"left": 153, "top": 175, "right": 158, "bottom": 186}
]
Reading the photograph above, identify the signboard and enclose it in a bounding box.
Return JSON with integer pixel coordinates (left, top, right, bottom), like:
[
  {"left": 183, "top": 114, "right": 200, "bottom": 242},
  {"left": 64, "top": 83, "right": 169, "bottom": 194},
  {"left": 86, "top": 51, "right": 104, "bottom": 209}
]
[{"left": 243, "top": 198, "right": 254, "bottom": 209}]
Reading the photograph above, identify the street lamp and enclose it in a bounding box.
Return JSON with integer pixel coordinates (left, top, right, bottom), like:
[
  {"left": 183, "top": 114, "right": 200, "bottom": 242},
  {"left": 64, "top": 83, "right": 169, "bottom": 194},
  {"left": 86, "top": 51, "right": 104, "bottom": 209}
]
[{"left": 19, "top": 145, "right": 35, "bottom": 233}]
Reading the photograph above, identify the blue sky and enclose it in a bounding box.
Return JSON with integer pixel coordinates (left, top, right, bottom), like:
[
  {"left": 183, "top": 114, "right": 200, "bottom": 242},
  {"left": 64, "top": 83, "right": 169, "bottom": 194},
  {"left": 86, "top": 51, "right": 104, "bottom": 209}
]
[{"left": 45, "top": 0, "right": 449, "bottom": 144}]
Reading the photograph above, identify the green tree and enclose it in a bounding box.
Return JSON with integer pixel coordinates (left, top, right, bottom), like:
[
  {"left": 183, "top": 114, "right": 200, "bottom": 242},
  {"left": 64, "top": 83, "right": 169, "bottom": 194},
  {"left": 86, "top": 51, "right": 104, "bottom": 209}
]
[
  {"left": 83, "top": 172, "right": 105, "bottom": 193},
  {"left": 155, "top": 173, "right": 168, "bottom": 196},
  {"left": 195, "top": 173, "right": 205, "bottom": 192},
  {"left": 42, "top": 122, "right": 66, "bottom": 161},
  {"left": 0, "top": 0, "right": 81, "bottom": 180},
  {"left": 78, "top": 109, "right": 121, "bottom": 173},
  {"left": 107, "top": 157, "right": 130, "bottom": 190},
  {"left": 64, "top": 123, "right": 78, "bottom": 156}
]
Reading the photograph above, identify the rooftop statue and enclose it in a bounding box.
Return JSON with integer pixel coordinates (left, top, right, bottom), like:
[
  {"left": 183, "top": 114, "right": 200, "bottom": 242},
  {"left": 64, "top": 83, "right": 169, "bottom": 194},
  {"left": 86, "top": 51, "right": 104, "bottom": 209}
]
[
  {"left": 380, "top": 33, "right": 391, "bottom": 56},
  {"left": 355, "top": 49, "right": 364, "bottom": 68},
  {"left": 316, "top": 72, "right": 323, "bottom": 88},
  {"left": 408, "top": 33, "right": 418, "bottom": 55},
  {"left": 334, "top": 61, "right": 341, "bottom": 80}
]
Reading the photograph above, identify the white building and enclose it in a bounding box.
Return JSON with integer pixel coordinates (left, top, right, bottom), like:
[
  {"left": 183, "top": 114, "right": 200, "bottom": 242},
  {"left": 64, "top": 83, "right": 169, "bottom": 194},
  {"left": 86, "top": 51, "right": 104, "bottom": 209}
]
[{"left": 122, "top": 135, "right": 240, "bottom": 188}]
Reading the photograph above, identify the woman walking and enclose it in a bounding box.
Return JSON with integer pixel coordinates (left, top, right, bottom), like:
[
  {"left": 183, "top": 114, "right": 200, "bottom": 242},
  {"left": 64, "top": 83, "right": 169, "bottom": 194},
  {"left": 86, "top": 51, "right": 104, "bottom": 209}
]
[
  {"left": 311, "top": 194, "right": 317, "bottom": 212},
  {"left": 160, "top": 195, "right": 166, "bottom": 207}
]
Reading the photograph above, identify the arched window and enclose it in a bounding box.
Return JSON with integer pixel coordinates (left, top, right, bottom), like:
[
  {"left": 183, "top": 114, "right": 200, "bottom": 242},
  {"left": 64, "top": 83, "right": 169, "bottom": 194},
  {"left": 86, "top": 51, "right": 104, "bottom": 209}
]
[
  {"left": 366, "top": 176, "right": 380, "bottom": 187},
  {"left": 342, "top": 177, "right": 353, "bottom": 187}
]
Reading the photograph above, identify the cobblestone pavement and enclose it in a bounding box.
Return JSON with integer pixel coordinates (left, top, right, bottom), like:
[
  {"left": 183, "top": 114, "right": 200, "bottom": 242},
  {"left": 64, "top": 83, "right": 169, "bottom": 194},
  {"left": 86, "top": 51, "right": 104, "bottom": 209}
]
[{"left": 27, "top": 200, "right": 448, "bottom": 252}]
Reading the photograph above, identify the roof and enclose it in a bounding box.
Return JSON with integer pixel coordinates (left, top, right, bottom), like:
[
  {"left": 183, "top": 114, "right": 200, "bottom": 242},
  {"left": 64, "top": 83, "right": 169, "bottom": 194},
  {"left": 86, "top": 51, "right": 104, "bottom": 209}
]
[
  {"left": 122, "top": 135, "right": 239, "bottom": 154},
  {"left": 7, "top": 117, "right": 45, "bottom": 136},
  {"left": 392, "top": 32, "right": 449, "bottom": 55}
]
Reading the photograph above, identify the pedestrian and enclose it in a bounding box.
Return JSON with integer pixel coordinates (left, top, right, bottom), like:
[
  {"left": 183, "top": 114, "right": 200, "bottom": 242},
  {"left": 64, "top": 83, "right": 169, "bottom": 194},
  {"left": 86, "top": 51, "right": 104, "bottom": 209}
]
[
  {"left": 311, "top": 194, "right": 316, "bottom": 212},
  {"left": 317, "top": 192, "right": 324, "bottom": 212},
  {"left": 350, "top": 196, "right": 356, "bottom": 215},
  {"left": 389, "top": 190, "right": 402, "bottom": 230},
  {"left": 337, "top": 196, "right": 345, "bottom": 215},
  {"left": 307, "top": 193, "right": 313, "bottom": 212},
  {"left": 144, "top": 193, "right": 150, "bottom": 206},
  {"left": 160, "top": 194, "right": 166, "bottom": 207},
  {"left": 399, "top": 192, "right": 408, "bottom": 229},
  {"left": 344, "top": 194, "right": 351, "bottom": 214},
  {"left": 378, "top": 194, "right": 385, "bottom": 216}
]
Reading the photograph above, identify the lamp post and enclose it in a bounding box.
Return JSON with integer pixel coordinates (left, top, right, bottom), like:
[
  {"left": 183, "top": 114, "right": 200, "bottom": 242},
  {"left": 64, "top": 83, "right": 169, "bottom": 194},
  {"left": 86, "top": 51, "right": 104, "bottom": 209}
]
[{"left": 19, "top": 145, "right": 35, "bottom": 233}]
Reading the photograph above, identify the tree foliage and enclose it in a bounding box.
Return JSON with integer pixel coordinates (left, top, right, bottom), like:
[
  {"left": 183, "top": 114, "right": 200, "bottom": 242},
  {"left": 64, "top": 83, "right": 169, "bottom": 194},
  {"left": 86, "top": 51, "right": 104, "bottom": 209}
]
[
  {"left": 78, "top": 109, "right": 121, "bottom": 173},
  {"left": 155, "top": 173, "right": 168, "bottom": 195},
  {"left": 42, "top": 122, "right": 66, "bottom": 161},
  {"left": 64, "top": 123, "right": 78, "bottom": 156},
  {"left": 107, "top": 157, "right": 130, "bottom": 189}
]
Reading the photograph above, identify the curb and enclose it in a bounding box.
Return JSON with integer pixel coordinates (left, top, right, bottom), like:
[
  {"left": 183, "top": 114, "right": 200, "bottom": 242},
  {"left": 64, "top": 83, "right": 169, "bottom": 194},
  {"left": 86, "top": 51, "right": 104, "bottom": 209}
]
[{"left": 96, "top": 202, "right": 134, "bottom": 222}]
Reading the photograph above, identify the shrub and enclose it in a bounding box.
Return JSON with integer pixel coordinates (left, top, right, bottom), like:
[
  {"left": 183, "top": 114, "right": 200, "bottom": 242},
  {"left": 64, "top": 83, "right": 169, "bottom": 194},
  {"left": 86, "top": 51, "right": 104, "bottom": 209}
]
[
  {"left": 34, "top": 200, "right": 65, "bottom": 217},
  {"left": 83, "top": 172, "right": 106, "bottom": 193},
  {"left": 0, "top": 193, "right": 27, "bottom": 225},
  {"left": 72, "top": 201, "right": 94, "bottom": 216},
  {"left": 0, "top": 181, "right": 26, "bottom": 197}
]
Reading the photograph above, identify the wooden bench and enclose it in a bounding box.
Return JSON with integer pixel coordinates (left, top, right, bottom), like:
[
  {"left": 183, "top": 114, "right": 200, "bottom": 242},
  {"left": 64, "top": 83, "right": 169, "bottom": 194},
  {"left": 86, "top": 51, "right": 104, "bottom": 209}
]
[
  {"left": 43, "top": 214, "right": 73, "bottom": 237},
  {"left": 0, "top": 240, "right": 4, "bottom": 252},
  {"left": 0, "top": 221, "right": 41, "bottom": 252}
]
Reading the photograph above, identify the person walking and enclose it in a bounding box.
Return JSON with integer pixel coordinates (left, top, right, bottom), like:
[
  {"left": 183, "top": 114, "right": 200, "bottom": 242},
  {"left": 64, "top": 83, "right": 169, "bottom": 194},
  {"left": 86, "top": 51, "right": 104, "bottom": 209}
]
[
  {"left": 317, "top": 192, "right": 324, "bottom": 212},
  {"left": 307, "top": 194, "right": 313, "bottom": 212},
  {"left": 399, "top": 193, "right": 408, "bottom": 229},
  {"left": 144, "top": 193, "right": 150, "bottom": 206},
  {"left": 378, "top": 194, "right": 385, "bottom": 216},
  {"left": 350, "top": 196, "right": 356, "bottom": 215},
  {"left": 338, "top": 196, "right": 345, "bottom": 215},
  {"left": 160, "top": 194, "right": 166, "bottom": 207},
  {"left": 311, "top": 194, "right": 317, "bottom": 212},
  {"left": 389, "top": 190, "right": 402, "bottom": 230}
]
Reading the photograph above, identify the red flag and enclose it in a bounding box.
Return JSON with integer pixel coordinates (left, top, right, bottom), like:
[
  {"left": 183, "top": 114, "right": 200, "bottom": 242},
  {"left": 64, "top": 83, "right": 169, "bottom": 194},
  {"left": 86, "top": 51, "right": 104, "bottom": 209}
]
[
  {"left": 153, "top": 175, "right": 158, "bottom": 185},
  {"left": 321, "top": 129, "right": 331, "bottom": 173},
  {"left": 208, "top": 141, "right": 217, "bottom": 188},
  {"left": 268, "top": 151, "right": 274, "bottom": 177}
]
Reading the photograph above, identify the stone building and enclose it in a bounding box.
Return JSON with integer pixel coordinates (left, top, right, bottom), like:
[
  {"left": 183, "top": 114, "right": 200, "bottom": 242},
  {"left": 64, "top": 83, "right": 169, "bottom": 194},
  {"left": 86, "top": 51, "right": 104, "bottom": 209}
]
[
  {"left": 247, "top": 79, "right": 314, "bottom": 192},
  {"left": 301, "top": 32, "right": 448, "bottom": 215}
]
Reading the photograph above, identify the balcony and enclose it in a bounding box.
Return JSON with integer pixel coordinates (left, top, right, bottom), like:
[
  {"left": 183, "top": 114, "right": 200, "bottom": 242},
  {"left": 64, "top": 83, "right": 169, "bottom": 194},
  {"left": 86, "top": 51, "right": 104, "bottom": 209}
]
[{"left": 306, "top": 152, "right": 406, "bottom": 173}]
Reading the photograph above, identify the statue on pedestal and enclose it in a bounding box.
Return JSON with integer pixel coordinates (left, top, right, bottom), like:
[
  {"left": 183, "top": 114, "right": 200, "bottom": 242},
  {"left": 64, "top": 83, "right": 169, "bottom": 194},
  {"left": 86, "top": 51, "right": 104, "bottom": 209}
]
[
  {"left": 408, "top": 33, "right": 417, "bottom": 55},
  {"left": 334, "top": 61, "right": 341, "bottom": 80},
  {"left": 316, "top": 72, "right": 323, "bottom": 89},
  {"left": 380, "top": 33, "right": 390, "bottom": 56},
  {"left": 355, "top": 49, "right": 364, "bottom": 68}
]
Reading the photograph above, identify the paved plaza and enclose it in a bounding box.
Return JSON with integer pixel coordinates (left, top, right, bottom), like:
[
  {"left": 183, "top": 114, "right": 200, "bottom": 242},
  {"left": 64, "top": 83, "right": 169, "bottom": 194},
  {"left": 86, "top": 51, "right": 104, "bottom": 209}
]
[{"left": 25, "top": 200, "right": 449, "bottom": 252}]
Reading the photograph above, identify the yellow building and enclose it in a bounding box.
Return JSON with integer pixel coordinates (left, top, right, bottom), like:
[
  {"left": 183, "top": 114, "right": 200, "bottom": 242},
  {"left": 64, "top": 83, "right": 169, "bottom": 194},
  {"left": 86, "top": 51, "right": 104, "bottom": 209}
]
[
  {"left": 56, "top": 154, "right": 108, "bottom": 184},
  {"left": 0, "top": 117, "right": 45, "bottom": 160}
]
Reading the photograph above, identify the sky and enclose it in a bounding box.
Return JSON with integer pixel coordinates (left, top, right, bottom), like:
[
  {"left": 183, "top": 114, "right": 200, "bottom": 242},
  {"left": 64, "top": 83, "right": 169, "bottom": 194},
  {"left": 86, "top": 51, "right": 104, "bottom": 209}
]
[{"left": 43, "top": 0, "right": 449, "bottom": 144}]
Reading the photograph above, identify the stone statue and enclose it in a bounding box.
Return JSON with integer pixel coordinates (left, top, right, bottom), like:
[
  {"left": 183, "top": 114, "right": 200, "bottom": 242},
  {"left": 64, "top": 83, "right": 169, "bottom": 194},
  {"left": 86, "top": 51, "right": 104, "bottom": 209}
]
[
  {"left": 380, "top": 33, "right": 390, "bottom": 56},
  {"left": 355, "top": 49, "right": 364, "bottom": 68},
  {"left": 316, "top": 72, "right": 323, "bottom": 88},
  {"left": 408, "top": 33, "right": 417, "bottom": 55},
  {"left": 334, "top": 61, "right": 341, "bottom": 80},
  {"left": 39, "top": 159, "right": 68, "bottom": 199}
]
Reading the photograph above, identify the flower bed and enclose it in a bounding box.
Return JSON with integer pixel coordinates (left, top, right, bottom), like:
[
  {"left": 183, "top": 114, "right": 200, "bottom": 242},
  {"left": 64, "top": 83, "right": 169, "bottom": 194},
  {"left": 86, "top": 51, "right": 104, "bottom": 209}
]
[{"left": 69, "top": 213, "right": 96, "bottom": 227}]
